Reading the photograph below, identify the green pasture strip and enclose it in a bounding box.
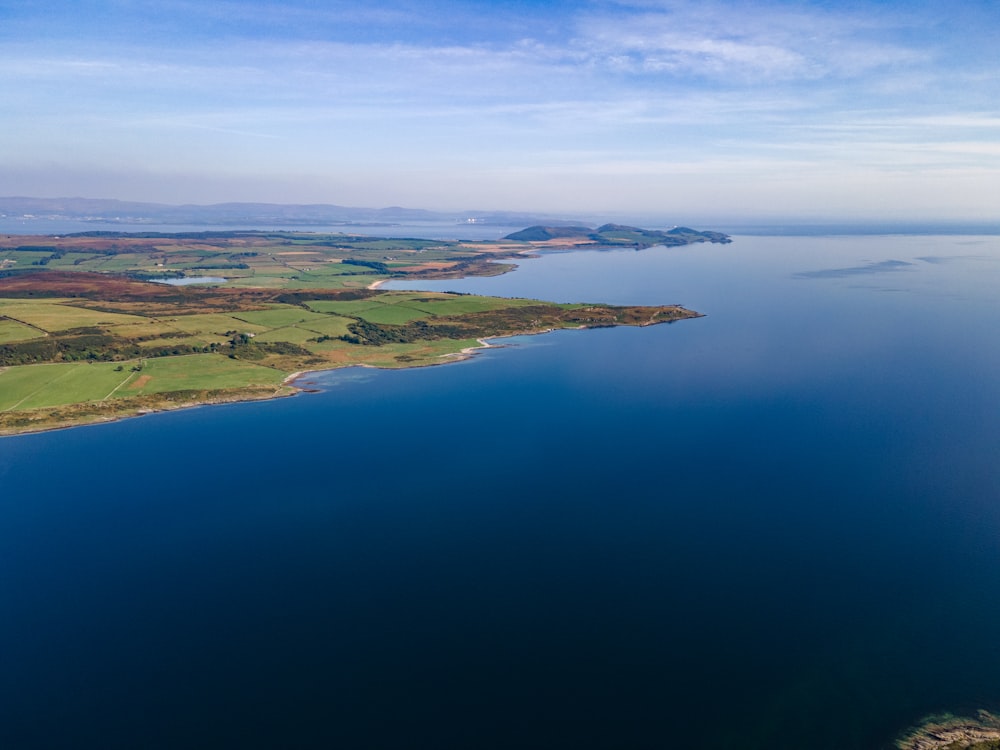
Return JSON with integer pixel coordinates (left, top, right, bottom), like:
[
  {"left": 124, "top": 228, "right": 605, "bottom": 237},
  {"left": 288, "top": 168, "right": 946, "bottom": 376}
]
[
  {"left": 224, "top": 276, "right": 293, "bottom": 289},
  {"left": 371, "top": 292, "right": 454, "bottom": 305},
  {"left": 247, "top": 266, "right": 301, "bottom": 277},
  {"left": 14, "top": 362, "right": 134, "bottom": 410},
  {"left": 252, "top": 327, "right": 321, "bottom": 345},
  {"left": 351, "top": 304, "right": 432, "bottom": 325},
  {"left": 338, "top": 239, "right": 446, "bottom": 252},
  {"left": 115, "top": 354, "right": 286, "bottom": 395},
  {"left": 301, "top": 263, "right": 357, "bottom": 276},
  {"left": 170, "top": 263, "right": 245, "bottom": 273},
  {"left": 0, "top": 318, "right": 46, "bottom": 344},
  {"left": 249, "top": 260, "right": 304, "bottom": 271},
  {"left": 0, "top": 302, "right": 148, "bottom": 331},
  {"left": 137, "top": 336, "right": 212, "bottom": 350},
  {"left": 0, "top": 364, "right": 75, "bottom": 410},
  {"left": 402, "top": 295, "right": 542, "bottom": 315},
  {"left": 279, "top": 264, "right": 361, "bottom": 278},
  {"left": 165, "top": 314, "right": 270, "bottom": 336},
  {"left": 45, "top": 253, "right": 104, "bottom": 268},
  {"left": 0, "top": 298, "right": 75, "bottom": 308},
  {"left": 230, "top": 306, "right": 336, "bottom": 328},
  {"left": 297, "top": 315, "right": 355, "bottom": 338},
  {"left": 0, "top": 362, "right": 133, "bottom": 411},
  {"left": 106, "top": 321, "right": 191, "bottom": 339},
  {"left": 303, "top": 300, "right": 384, "bottom": 316},
  {"left": 89, "top": 253, "right": 157, "bottom": 271},
  {"left": 158, "top": 246, "right": 217, "bottom": 257},
  {"left": 271, "top": 275, "right": 385, "bottom": 290}
]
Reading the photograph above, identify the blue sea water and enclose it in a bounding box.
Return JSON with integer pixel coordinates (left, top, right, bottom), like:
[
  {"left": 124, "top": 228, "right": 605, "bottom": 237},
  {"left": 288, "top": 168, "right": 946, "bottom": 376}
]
[{"left": 3, "top": 235, "right": 1000, "bottom": 749}]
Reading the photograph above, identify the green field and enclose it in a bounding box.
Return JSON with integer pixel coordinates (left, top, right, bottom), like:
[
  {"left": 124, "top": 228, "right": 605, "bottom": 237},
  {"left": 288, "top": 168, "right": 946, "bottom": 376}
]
[
  {"left": 347, "top": 304, "right": 432, "bottom": 325},
  {"left": 118, "top": 354, "right": 286, "bottom": 395},
  {"left": 231, "top": 306, "right": 337, "bottom": 328},
  {"left": 0, "top": 318, "right": 45, "bottom": 344},
  {"left": 401, "top": 295, "right": 541, "bottom": 315},
  {"left": 0, "top": 301, "right": 147, "bottom": 331},
  {"left": 0, "top": 362, "right": 132, "bottom": 410},
  {"left": 252, "top": 326, "right": 324, "bottom": 344},
  {"left": 304, "top": 299, "right": 386, "bottom": 316},
  {"left": 166, "top": 313, "right": 271, "bottom": 337},
  {"left": 296, "top": 315, "right": 354, "bottom": 337}
]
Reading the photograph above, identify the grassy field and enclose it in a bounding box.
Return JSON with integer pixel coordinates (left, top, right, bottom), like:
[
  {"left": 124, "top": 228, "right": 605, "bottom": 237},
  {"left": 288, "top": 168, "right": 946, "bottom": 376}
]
[
  {"left": 166, "top": 313, "right": 271, "bottom": 336},
  {"left": 230, "top": 306, "right": 336, "bottom": 328},
  {"left": 295, "top": 315, "right": 354, "bottom": 338},
  {"left": 0, "top": 318, "right": 45, "bottom": 344},
  {"left": 0, "top": 354, "right": 288, "bottom": 413},
  {"left": 117, "top": 354, "right": 286, "bottom": 395},
  {"left": 0, "top": 301, "right": 148, "bottom": 331},
  {"left": 344, "top": 304, "right": 432, "bottom": 325},
  {"left": 252, "top": 326, "right": 324, "bottom": 345},
  {"left": 0, "top": 362, "right": 132, "bottom": 410}
]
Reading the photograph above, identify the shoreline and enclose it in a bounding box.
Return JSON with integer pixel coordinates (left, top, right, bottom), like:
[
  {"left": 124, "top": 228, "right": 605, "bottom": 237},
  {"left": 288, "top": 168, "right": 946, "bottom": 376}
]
[
  {"left": 2, "top": 306, "right": 697, "bottom": 438},
  {"left": 281, "top": 336, "right": 497, "bottom": 389},
  {"left": 0, "top": 384, "right": 297, "bottom": 439}
]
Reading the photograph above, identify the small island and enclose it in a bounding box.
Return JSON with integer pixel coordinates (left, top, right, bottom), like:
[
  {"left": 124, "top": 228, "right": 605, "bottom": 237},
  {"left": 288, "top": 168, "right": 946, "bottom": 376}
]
[{"left": 0, "top": 225, "right": 726, "bottom": 435}]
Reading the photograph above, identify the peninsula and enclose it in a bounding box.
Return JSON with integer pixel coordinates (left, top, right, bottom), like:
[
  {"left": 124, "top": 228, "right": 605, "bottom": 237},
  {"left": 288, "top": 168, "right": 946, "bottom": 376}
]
[{"left": 0, "top": 225, "right": 727, "bottom": 435}]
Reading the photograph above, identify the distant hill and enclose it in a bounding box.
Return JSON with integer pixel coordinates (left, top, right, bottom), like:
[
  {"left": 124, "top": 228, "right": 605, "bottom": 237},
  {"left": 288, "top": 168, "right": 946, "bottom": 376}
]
[
  {"left": 0, "top": 197, "right": 577, "bottom": 228},
  {"left": 0, "top": 197, "right": 446, "bottom": 225},
  {"left": 502, "top": 226, "right": 597, "bottom": 241},
  {"left": 504, "top": 223, "right": 731, "bottom": 246}
]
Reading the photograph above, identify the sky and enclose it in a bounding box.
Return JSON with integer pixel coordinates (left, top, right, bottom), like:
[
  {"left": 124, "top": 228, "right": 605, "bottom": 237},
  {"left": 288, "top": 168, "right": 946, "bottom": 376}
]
[{"left": 2, "top": 0, "right": 999, "bottom": 222}]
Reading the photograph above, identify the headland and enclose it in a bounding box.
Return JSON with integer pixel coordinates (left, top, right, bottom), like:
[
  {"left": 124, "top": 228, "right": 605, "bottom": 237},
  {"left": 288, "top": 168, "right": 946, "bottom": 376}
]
[{"left": 0, "top": 225, "right": 724, "bottom": 435}]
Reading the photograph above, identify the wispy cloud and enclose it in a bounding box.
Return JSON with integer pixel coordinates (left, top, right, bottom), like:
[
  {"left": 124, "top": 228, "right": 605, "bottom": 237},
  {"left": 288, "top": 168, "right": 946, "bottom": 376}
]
[
  {"left": 574, "top": 1, "right": 930, "bottom": 82},
  {"left": 1, "top": 0, "right": 998, "bottom": 217}
]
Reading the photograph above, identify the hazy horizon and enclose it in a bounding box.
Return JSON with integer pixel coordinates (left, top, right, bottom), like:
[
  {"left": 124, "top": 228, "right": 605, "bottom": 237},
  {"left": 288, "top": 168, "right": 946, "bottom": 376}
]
[{"left": 3, "top": 1, "right": 999, "bottom": 222}]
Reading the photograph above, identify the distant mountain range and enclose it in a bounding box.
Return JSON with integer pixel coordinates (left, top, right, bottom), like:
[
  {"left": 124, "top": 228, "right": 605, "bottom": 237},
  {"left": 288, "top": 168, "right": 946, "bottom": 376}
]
[{"left": 0, "top": 196, "right": 583, "bottom": 228}]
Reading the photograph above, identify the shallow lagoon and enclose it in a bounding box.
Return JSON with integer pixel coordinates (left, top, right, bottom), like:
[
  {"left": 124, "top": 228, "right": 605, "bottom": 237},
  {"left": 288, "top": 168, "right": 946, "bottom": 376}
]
[{"left": 3, "top": 235, "right": 1000, "bottom": 748}]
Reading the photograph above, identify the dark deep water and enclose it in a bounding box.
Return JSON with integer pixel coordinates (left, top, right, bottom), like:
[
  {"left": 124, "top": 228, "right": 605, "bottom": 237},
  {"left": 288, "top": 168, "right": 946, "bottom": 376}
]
[{"left": 3, "top": 235, "right": 1000, "bottom": 749}]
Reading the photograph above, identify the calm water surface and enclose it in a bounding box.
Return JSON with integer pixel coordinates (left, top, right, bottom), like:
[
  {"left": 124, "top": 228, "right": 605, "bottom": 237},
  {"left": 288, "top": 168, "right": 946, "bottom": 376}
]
[{"left": 3, "top": 236, "right": 1000, "bottom": 749}]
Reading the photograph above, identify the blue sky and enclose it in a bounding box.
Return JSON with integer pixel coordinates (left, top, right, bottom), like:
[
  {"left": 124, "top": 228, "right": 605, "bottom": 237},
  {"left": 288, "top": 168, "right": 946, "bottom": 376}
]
[{"left": 2, "top": 0, "right": 999, "bottom": 221}]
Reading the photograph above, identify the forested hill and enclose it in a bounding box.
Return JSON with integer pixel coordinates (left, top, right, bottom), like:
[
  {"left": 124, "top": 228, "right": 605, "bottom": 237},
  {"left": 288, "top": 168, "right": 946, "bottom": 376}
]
[{"left": 504, "top": 223, "right": 731, "bottom": 247}]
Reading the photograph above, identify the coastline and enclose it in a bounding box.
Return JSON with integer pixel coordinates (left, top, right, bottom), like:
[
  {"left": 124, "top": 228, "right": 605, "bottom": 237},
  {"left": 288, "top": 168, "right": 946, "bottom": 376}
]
[
  {"left": 0, "top": 384, "right": 298, "bottom": 439},
  {"left": 2, "top": 324, "right": 599, "bottom": 437},
  {"left": 0, "top": 226, "right": 708, "bottom": 437},
  {"left": 281, "top": 336, "right": 496, "bottom": 389},
  {"left": 2, "top": 304, "right": 697, "bottom": 438}
]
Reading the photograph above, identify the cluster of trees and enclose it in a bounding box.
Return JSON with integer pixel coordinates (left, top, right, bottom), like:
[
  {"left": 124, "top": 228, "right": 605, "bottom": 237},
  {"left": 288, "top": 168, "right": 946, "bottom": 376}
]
[
  {"left": 25, "top": 248, "right": 66, "bottom": 266},
  {"left": 226, "top": 333, "right": 312, "bottom": 360},
  {"left": 0, "top": 329, "right": 218, "bottom": 366},
  {"left": 340, "top": 258, "right": 392, "bottom": 274},
  {"left": 340, "top": 318, "right": 467, "bottom": 346}
]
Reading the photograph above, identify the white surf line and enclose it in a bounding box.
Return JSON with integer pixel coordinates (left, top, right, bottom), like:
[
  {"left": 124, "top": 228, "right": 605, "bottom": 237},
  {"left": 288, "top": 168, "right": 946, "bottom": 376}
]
[
  {"left": 4, "top": 363, "right": 79, "bottom": 412},
  {"left": 102, "top": 369, "right": 138, "bottom": 401}
]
